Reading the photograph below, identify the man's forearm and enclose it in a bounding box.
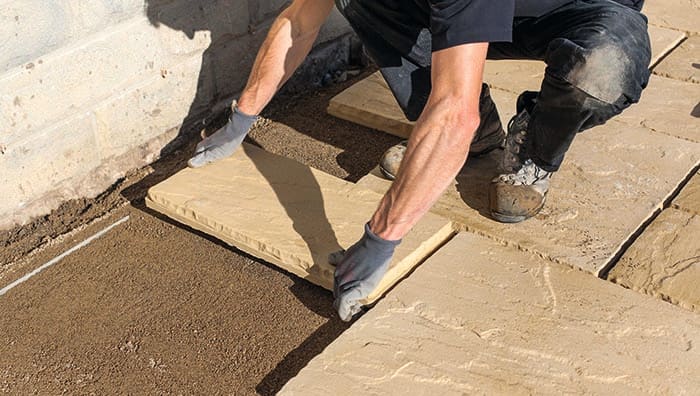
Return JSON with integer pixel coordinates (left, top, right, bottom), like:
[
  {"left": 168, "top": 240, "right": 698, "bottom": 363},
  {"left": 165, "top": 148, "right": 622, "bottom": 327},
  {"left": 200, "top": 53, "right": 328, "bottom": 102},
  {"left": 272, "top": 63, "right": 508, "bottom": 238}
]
[
  {"left": 369, "top": 43, "right": 489, "bottom": 240},
  {"left": 237, "top": 0, "right": 334, "bottom": 115}
]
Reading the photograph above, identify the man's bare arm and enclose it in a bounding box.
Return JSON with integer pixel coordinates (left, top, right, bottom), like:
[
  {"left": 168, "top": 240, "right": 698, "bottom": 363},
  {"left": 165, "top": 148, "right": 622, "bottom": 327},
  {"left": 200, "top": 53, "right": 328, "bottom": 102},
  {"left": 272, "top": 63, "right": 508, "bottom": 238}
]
[
  {"left": 369, "top": 42, "right": 489, "bottom": 239},
  {"left": 237, "top": 0, "right": 335, "bottom": 115}
]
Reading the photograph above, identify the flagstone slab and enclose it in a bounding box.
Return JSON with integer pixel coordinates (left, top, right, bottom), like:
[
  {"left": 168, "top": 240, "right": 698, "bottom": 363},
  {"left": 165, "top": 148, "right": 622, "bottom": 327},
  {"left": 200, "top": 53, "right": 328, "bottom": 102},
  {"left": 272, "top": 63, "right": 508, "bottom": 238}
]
[
  {"left": 358, "top": 110, "right": 700, "bottom": 275},
  {"left": 281, "top": 233, "right": 700, "bottom": 395},
  {"left": 608, "top": 208, "right": 700, "bottom": 313},
  {"left": 653, "top": 35, "right": 700, "bottom": 83},
  {"left": 648, "top": 25, "right": 688, "bottom": 68},
  {"left": 614, "top": 75, "right": 700, "bottom": 143},
  {"left": 327, "top": 72, "right": 413, "bottom": 139},
  {"left": 674, "top": 170, "right": 700, "bottom": 214},
  {"left": 145, "top": 144, "right": 454, "bottom": 304},
  {"left": 644, "top": 0, "right": 700, "bottom": 34}
]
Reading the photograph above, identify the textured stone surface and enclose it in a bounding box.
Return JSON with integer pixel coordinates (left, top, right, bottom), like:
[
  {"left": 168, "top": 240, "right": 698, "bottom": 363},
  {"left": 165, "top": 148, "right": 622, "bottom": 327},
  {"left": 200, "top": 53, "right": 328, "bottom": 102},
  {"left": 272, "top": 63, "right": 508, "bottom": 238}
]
[
  {"left": 647, "top": 24, "right": 687, "bottom": 68},
  {"left": 281, "top": 233, "right": 700, "bottom": 395},
  {"left": 644, "top": 0, "right": 700, "bottom": 34},
  {"left": 674, "top": 171, "right": 700, "bottom": 215},
  {"left": 654, "top": 35, "right": 700, "bottom": 83},
  {"left": 146, "top": 144, "right": 454, "bottom": 303},
  {"left": 614, "top": 75, "right": 700, "bottom": 143},
  {"left": 358, "top": 100, "right": 700, "bottom": 274},
  {"left": 608, "top": 208, "right": 700, "bottom": 312},
  {"left": 327, "top": 72, "right": 414, "bottom": 139}
]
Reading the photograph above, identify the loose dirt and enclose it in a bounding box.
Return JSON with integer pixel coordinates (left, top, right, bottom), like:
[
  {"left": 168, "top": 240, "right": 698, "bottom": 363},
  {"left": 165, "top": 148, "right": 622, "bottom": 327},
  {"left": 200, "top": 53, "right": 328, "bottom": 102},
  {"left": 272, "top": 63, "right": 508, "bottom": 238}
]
[{"left": 0, "top": 71, "right": 400, "bottom": 394}]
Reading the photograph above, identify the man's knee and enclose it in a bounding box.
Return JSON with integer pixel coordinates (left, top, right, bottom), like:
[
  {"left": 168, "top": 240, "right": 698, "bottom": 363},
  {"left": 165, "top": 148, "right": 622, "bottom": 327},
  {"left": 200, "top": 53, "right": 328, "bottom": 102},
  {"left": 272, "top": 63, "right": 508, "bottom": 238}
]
[{"left": 545, "top": 9, "right": 651, "bottom": 107}]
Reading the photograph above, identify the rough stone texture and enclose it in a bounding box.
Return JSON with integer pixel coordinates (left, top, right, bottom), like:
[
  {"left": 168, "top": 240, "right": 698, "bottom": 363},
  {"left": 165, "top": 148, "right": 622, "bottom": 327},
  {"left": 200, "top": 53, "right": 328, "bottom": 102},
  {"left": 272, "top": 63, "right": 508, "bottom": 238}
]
[
  {"left": 653, "top": 35, "right": 700, "bottom": 83},
  {"left": 614, "top": 75, "right": 700, "bottom": 143},
  {"left": 1, "top": 1, "right": 353, "bottom": 230},
  {"left": 644, "top": 0, "right": 700, "bottom": 34},
  {"left": 327, "top": 72, "right": 414, "bottom": 139},
  {"left": 647, "top": 24, "right": 687, "bottom": 68},
  {"left": 146, "top": 144, "right": 454, "bottom": 304},
  {"left": 673, "top": 170, "right": 700, "bottom": 214},
  {"left": 608, "top": 208, "right": 700, "bottom": 312},
  {"left": 357, "top": 98, "right": 700, "bottom": 274},
  {"left": 281, "top": 233, "right": 700, "bottom": 395}
]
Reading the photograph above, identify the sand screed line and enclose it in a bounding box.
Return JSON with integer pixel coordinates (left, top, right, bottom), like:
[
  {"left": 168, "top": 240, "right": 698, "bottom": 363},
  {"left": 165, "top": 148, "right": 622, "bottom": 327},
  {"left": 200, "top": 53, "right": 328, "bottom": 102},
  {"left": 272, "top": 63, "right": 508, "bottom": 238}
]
[{"left": 0, "top": 215, "right": 130, "bottom": 297}]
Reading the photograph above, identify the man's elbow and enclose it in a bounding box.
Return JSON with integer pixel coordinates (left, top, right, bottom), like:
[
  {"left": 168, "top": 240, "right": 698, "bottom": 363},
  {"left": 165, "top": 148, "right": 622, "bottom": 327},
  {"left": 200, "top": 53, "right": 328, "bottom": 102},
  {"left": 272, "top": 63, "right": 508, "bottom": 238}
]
[{"left": 427, "top": 96, "right": 481, "bottom": 144}]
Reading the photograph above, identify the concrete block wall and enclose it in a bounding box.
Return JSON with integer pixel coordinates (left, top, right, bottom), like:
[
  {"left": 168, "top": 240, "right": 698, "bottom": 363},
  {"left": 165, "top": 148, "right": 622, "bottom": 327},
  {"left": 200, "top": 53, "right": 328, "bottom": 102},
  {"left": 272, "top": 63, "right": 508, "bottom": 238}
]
[{"left": 0, "top": 0, "right": 353, "bottom": 231}]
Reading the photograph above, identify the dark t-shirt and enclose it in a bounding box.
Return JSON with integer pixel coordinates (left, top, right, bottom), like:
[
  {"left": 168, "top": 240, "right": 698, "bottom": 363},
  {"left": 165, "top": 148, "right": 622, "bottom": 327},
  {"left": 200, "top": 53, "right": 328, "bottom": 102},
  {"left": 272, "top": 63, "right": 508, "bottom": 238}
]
[
  {"left": 414, "top": 0, "right": 571, "bottom": 51},
  {"left": 417, "top": 0, "right": 643, "bottom": 51}
]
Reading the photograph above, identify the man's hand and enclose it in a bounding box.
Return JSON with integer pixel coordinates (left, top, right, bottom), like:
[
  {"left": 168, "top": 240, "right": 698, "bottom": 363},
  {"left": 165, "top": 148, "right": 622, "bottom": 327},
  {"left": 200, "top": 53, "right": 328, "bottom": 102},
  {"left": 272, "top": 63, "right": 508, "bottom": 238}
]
[
  {"left": 188, "top": 104, "right": 257, "bottom": 168},
  {"left": 331, "top": 223, "right": 401, "bottom": 321}
]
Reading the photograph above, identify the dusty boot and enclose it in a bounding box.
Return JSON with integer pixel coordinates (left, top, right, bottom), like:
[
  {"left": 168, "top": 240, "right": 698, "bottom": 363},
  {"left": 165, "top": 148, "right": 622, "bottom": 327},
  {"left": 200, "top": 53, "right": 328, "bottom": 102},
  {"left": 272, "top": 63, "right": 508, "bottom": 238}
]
[
  {"left": 488, "top": 109, "right": 552, "bottom": 223},
  {"left": 379, "top": 85, "right": 505, "bottom": 180}
]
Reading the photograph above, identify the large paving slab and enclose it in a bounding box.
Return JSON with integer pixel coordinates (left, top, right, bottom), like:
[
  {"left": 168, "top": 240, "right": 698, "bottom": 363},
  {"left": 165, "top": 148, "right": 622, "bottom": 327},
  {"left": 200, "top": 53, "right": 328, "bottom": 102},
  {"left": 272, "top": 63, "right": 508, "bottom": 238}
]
[
  {"left": 608, "top": 208, "right": 700, "bottom": 313},
  {"left": 673, "top": 170, "right": 700, "bottom": 214},
  {"left": 644, "top": 0, "right": 700, "bottom": 34},
  {"left": 281, "top": 233, "right": 700, "bottom": 395},
  {"left": 145, "top": 144, "right": 454, "bottom": 304},
  {"left": 614, "top": 75, "right": 700, "bottom": 143},
  {"left": 357, "top": 97, "right": 700, "bottom": 274},
  {"left": 654, "top": 35, "right": 700, "bottom": 83},
  {"left": 327, "top": 72, "right": 414, "bottom": 139}
]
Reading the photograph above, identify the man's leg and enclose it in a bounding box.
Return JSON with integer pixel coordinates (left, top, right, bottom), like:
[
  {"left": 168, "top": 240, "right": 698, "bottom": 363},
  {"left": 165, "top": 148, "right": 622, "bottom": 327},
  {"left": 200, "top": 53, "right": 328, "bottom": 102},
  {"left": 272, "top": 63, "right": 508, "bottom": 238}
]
[
  {"left": 335, "top": 0, "right": 505, "bottom": 180},
  {"left": 489, "top": 0, "right": 651, "bottom": 222}
]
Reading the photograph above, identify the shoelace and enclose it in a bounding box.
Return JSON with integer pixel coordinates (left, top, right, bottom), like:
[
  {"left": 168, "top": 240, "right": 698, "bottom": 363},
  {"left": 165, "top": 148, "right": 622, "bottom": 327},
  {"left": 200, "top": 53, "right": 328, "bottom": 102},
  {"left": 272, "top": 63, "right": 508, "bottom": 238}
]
[
  {"left": 499, "top": 159, "right": 550, "bottom": 185},
  {"left": 502, "top": 111, "right": 529, "bottom": 173}
]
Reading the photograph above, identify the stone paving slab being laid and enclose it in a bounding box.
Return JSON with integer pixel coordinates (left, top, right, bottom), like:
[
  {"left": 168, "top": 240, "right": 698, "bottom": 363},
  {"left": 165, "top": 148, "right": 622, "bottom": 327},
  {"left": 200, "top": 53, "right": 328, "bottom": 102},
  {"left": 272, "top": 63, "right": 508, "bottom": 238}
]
[
  {"left": 653, "top": 35, "right": 700, "bottom": 83},
  {"left": 608, "top": 208, "right": 700, "bottom": 313},
  {"left": 280, "top": 233, "right": 700, "bottom": 395},
  {"left": 145, "top": 143, "right": 454, "bottom": 304}
]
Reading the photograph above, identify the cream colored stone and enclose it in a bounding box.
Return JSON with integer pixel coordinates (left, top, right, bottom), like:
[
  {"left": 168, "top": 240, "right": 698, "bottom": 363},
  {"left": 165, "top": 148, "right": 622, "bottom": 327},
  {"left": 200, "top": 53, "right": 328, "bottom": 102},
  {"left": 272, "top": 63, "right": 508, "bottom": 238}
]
[
  {"left": 615, "top": 75, "right": 700, "bottom": 143},
  {"left": 608, "top": 208, "right": 700, "bottom": 312},
  {"left": 281, "top": 233, "right": 700, "bottom": 395},
  {"left": 326, "top": 71, "right": 523, "bottom": 139},
  {"left": 484, "top": 60, "right": 545, "bottom": 94},
  {"left": 645, "top": 0, "right": 700, "bottom": 34},
  {"left": 654, "top": 35, "right": 700, "bottom": 83},
  {"left": 648, "top": 25, "right": 687, "bottom": 68},
  {"left": 327, "top": 72, "right": 414, "bottom": 139},
  {"left": 146, "top": 144, "right": 454, "bottom": 304},
  {"left": 358, "top": 97, "right": 700, "bottom": 274},
  {"left": 674, "top": 171, "right": 700, "bottom": 214}
]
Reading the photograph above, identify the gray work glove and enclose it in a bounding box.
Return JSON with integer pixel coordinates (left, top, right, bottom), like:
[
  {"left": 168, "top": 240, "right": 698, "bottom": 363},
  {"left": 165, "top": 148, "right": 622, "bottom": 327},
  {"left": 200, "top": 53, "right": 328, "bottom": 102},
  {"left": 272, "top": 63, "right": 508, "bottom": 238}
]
[
  {"left": 188, "top": 103, "right": 257, "bottom": 168},
  {"left": 330, "top": 223, "right": 401, "bottom": 322}
]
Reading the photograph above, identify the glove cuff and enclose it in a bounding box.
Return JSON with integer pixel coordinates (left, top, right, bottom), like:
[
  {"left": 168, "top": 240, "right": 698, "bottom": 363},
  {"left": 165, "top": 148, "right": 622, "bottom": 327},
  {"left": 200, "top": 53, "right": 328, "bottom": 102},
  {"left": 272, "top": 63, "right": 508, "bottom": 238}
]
[
  {"left": 364, "top": 223, "right": 401, "bottom": 247},
  {"left": 231, "top": 100, "right": 258, "bottom": 130}
]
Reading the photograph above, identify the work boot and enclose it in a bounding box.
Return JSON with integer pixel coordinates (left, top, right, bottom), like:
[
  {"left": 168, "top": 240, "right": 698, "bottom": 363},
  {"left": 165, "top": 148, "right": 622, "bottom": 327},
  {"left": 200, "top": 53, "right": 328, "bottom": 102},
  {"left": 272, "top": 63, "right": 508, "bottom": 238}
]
[
  {"left": 488, "top": 108, "right": 552, "bottom": 223},
  {"left": 379, "top": 84, "right": 505, "bottom": 180}
]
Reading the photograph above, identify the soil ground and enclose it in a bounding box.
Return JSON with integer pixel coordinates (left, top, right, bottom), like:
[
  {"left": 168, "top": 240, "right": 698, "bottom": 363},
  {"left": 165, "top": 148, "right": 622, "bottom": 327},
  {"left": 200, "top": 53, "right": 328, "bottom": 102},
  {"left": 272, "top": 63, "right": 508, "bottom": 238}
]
[{"left": 0, "top": 71, "right": 400, "bottom": 395}]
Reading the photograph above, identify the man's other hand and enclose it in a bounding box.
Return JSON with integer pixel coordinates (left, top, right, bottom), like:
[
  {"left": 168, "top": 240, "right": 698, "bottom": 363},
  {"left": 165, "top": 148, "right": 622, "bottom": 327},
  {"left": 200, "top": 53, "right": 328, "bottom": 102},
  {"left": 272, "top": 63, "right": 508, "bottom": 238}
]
[
  {"left": 188, "top": 103, "right": 257, "bottom": 168},
  {"left": 331, "top": 223, "right": 401, "bottom": 322}
]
